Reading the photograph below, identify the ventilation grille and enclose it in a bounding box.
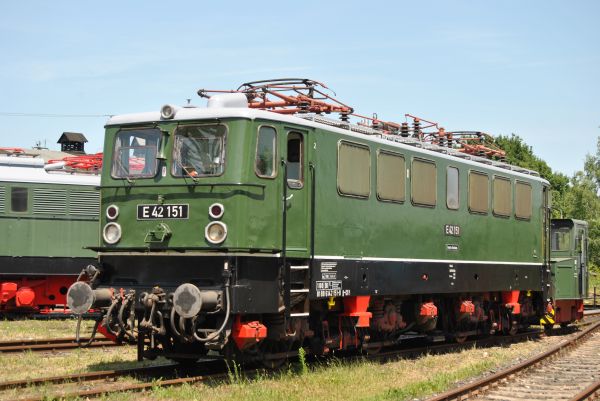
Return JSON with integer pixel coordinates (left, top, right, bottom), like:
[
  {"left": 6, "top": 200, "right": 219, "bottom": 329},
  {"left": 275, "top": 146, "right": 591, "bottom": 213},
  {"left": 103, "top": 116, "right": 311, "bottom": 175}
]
[
  {"left": 0, "top": 186, "right": 5, "bottom": 213},
  {"left": 33, "top": 189, "right": 67, "bottom": 215},
  {"left": 69, "top": 190, "right": 100, "bottom": 216}
]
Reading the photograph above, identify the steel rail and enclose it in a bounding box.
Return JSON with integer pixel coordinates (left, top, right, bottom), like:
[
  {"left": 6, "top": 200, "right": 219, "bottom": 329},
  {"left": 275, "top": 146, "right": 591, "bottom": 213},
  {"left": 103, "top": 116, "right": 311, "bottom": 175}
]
[
  {"left": 0, "top": 322, "right": 589, "bottom": 400},
  {"left": 18, "top": 372, "right": 230, "bottom": 401},
  {"left": 0, "top": 363, "right": 179, "bottom": 391},
  {"left": 569, "top": 379, "right": 600, "bottom": 401},
  {"left": 424, "top": 319, "right": 600, "bottom": 401},
  {"left": 0, "top": 329, "right": 542, "bottom": 400},
  {"left": 0, "top": 337, "right": 120, "bottom": 353}
]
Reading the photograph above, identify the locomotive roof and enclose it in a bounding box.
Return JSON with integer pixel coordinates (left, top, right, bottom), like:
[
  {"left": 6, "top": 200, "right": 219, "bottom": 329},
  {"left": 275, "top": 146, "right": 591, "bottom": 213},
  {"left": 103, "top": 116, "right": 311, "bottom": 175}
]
[
  {"left": 0, "top": 156, "right": 100, "bottom": 186},
  {"left": 106, "top": 106, "right": 548, "bottom": 185}
]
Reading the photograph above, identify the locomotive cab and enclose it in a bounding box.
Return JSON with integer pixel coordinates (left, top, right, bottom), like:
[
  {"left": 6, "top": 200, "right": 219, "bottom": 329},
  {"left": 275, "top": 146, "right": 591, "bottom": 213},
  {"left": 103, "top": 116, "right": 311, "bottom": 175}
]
[{"left": 68, "top": 94, "right": 315, "bottom": 360}]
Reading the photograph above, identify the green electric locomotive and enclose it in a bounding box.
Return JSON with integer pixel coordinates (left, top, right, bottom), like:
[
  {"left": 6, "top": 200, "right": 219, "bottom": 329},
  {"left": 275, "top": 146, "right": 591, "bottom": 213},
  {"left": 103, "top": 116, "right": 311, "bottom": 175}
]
[{"left": 67, "top": 79, "right": 573, "bottom": 364}]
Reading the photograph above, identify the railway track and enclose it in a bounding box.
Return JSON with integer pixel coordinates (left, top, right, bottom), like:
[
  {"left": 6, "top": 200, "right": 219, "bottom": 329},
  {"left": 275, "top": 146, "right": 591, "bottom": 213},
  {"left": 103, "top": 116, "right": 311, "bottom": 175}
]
[
  {"left": 0, "top": 319, "right": 593, "bottom": 400},
  {"left": 0, "top": 328, "right": 544, "bottom": 400},
  {"left": 0, "top": 359, "right": 228, "bottom": 401},
  {"left": 425, "top": 319, "right": 600, "bottom": 401},
  {"left": 0, "top": 337, "right": 121, "bottom": 353}
]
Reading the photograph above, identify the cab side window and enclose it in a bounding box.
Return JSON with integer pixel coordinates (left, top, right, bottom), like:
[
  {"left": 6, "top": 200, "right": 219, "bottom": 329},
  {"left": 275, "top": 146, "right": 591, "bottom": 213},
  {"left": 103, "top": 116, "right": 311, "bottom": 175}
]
[
  {"left": 255, "top": 126, "right": 277, "bottom": 178},
  {"left": 287, "top": 132, "right": 304, "bottom": 188}
]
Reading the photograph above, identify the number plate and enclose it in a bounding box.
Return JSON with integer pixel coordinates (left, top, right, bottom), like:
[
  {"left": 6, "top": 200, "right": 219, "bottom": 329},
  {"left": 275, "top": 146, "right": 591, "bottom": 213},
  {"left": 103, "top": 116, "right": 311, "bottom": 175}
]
[{"left": 137, "top": 204, "right": 189, "bottom": 220}]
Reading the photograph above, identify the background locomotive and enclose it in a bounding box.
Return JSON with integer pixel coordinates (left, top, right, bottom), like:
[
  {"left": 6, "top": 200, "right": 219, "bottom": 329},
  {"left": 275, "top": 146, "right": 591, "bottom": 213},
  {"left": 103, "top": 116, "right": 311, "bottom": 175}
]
[
  {"left": 0, "top": 136, "right": 101, "bottom": 314},
  {"left": 543, "top": 218, "right": 588, "bottom": 328},
  {"left": 66, "top": 79, "right": 587, "bottom": 364}
]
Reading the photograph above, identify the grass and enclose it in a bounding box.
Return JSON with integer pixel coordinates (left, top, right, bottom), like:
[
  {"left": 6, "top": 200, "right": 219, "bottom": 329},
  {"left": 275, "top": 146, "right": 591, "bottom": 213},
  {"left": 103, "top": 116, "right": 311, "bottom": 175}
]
[
  {"left": 0, "top": 319, "right": 567, "bottom": 401},
  {"left": 95, "top": 338, "right": 555, "bottom": 401},
  {"left": 0, "top": 317, "right": 96, "bottom": 341}
]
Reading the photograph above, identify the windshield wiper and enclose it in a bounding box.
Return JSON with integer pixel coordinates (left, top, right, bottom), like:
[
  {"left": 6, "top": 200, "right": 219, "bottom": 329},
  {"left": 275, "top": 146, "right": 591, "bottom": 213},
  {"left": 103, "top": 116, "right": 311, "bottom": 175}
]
[
  {"left": 114, "top": 157, "right": 136, "bottom": 185},
  {"left": 175, "top": 159, "right": 199, "bottom": 184}
]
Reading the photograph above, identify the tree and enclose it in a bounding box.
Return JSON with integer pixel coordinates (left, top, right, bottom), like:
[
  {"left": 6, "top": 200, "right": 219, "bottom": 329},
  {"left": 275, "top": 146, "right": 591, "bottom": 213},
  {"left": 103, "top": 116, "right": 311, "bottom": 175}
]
[{"left": 494, "top": 134, "right": 600, "bottom": 268}]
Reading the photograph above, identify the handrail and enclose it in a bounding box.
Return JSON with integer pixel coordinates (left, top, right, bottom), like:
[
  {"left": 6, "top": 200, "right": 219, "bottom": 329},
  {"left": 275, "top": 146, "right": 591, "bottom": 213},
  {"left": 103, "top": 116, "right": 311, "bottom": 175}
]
[{"left": 97, "top": 182, "right": 266, "bottom": 190}]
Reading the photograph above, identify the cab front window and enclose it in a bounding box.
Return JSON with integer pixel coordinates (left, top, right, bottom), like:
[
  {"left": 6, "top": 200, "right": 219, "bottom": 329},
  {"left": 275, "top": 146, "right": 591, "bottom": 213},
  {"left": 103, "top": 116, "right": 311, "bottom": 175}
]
[
  {"left": 172, "top": 124, "right": 226, "bottom": 177},
  {"left": 111, "top": 128, "right": 161, "bottom": 178}
]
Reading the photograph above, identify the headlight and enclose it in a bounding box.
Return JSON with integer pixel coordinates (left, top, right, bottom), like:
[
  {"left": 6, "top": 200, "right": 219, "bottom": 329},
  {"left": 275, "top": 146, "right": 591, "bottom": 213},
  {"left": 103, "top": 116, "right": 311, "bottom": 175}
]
[
  {"left": 103, "top": 222, "right": 122, "bottom": 244},
  {"left": 160, "top": 104, "right": 179, "bottom": 119},
  {"left": 205, "top": 221, "right": 227, "bottom": 244},
  {"left": 106, "top": 205, "right": 119, "bottom": 220}
]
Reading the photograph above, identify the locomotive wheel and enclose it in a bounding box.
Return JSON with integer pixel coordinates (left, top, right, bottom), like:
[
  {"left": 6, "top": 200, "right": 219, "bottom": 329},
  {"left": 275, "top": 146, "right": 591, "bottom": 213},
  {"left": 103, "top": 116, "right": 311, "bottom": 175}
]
[
  {"left": 365, "top": 343, "right": 383, "bottom": 355},
  {"left": 454, "top": 334, "right": 468, "bottom": 343},
  {"left": 509, "top": 321, "right": 518, "bottom": 336},
  {"left": 259, "top": 339, "right": 290, "bottom": 369}
]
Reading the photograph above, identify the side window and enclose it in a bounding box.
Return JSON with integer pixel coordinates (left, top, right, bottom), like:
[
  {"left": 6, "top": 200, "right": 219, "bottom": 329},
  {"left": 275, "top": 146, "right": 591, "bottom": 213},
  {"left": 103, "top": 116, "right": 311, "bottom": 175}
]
[
  {"left": 551, "top": 227, "right": 571, "bottom": 251},
  {"left": 468, "top": 171, "right": 488, "bottom": 214},
  {"left": 255, "top": 126, "right": 277, "bottom": 178},
  {"left": 411, "top": 159, "right": 436, "bottom": 207},
  {"left": 338, "top": 141, "right": 370, "bottom": 198},
  {"left": 446, "top": 167, "right": 459, "bottom": 210},
  {"left": 11, "top": 187, "right": 28, "bottom": 212},
  {"left": 515, "top": 181, "right": 532, "bottom": 220},
  {"left": 377, "top": 151, "right": 405, "bottom": 202},
  {"left": 287, "top": 132, "right": 304, "bottom": 188},
  {"left": 493, "top": 177, "right": 511, "bottom": 217}
]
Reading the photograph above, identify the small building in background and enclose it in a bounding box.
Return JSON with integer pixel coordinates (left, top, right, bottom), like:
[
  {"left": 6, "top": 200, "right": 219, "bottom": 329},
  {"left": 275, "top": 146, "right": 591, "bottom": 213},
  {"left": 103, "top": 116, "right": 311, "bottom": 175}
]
[{"left": 57, "top": 132, "right": 87, "bottom": 154}]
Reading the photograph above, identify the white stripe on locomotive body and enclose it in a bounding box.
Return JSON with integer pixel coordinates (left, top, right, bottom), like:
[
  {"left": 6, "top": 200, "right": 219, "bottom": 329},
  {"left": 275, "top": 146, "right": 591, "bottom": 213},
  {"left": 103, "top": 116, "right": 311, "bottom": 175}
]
[
  {"left": 0, "top": 156, "right": 100, "bottom": 186},
  {"left": 98, "top": 251, "right": 282, "bottom": 258},
  {"left": 315, "top": 255, "right": 543, "bottom": 266},
  {"left": 106, "top": 107, "right": 549, "bottom": 185}
]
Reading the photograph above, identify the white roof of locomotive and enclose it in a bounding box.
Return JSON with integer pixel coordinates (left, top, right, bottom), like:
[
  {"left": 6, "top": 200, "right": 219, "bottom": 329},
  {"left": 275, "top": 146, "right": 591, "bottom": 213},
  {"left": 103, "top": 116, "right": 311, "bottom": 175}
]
[
  {"left": 106, "top": 95, "right": 548, "bottom": 184},
  {"left": 0, "top": 155, "right": 100, "bottom": 186}
]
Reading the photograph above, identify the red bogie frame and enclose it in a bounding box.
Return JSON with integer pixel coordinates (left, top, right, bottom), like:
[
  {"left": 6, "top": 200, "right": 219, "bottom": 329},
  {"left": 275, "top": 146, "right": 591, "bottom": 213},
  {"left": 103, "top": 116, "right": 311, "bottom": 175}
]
[{"left": 0, "top": 276, "right": 76, "bottom": 313}]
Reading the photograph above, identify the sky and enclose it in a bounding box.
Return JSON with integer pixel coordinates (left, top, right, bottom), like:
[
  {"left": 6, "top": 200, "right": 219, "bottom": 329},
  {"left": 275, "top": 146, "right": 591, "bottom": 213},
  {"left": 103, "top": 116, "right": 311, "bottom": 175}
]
[{"left": 0, "top": 1, "right": 598, "bottom": 177}]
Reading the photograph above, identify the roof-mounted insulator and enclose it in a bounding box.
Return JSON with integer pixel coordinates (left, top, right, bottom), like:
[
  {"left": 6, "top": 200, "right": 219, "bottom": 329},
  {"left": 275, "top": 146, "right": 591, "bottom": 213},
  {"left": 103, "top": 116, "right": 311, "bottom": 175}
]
[
  {"left": 413, "top": 118, "right": 421, "bottom": 139},
  {"left": 400, "top": 122, "right": 410, "bottom": 137},
  {"left": 340, "top": 111, "right": 350, "bottom": 123}
]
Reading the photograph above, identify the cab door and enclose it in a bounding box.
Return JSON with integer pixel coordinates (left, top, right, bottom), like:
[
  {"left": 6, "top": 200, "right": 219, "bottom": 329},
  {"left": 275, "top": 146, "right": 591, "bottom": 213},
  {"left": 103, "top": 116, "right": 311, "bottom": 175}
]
[
  {"left": 576, "top": 226, "right": 588, "bottom": 298},
  {"left": 282, "top": 129, "right": 311, "bottom": 258}
]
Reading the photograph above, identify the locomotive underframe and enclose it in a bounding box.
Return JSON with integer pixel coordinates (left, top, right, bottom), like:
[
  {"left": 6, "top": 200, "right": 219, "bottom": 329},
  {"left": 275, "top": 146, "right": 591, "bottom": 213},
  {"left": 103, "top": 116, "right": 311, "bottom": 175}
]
[{"left": 90, "top": 253, "right": 545, "bottom": 362}]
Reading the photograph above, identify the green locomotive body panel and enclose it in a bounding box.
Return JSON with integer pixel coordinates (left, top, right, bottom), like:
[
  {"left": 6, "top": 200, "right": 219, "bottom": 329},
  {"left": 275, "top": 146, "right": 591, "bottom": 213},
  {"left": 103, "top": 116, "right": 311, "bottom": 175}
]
[
  {"left": 100, "top": 120, "right": 283, "bottom": 253},
  {"left": 99, "top": 108, "right": 548, "bottom": 298},
  {"left": 0, "top": 161, "right": 100, "bottom": 277},
  {"left": 310, "top": 129, "right": 544, "bottom": 263},
  {"left": 0, "top": 183, "right": 98, "bottom": 259}
]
